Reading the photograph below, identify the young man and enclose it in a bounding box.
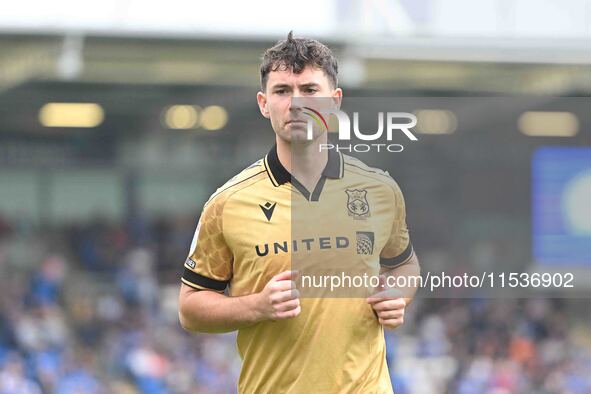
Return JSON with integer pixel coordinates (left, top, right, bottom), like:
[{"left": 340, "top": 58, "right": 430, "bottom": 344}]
[{"left": 178, "top": 32, "right": 421, "bottom": 393}]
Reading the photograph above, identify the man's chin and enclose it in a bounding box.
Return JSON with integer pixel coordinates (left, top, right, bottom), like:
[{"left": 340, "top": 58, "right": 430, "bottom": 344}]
[{"left": 276, "top": 126, "right": 326, "bottom": 145}]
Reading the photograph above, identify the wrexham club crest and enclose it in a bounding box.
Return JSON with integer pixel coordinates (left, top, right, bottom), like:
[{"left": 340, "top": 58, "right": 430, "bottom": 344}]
[{"left": 346, "top": 189, "right": 370, "bottom": 219}]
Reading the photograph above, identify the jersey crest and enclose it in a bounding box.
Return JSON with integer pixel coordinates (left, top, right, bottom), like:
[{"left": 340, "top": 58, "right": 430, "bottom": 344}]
[{"left": 346, "top": 189, "right": 371, "bottom": 219}]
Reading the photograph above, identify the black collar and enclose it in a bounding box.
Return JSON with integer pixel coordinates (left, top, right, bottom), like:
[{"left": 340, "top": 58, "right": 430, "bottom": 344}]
[{"left": 264, "top": 143, "right": 343, "bottom": 187}]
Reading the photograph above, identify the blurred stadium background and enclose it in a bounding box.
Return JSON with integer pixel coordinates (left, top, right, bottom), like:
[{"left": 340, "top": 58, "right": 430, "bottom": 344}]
[{"left": 1, "top": 1, "right": 591, "bottom": 393}]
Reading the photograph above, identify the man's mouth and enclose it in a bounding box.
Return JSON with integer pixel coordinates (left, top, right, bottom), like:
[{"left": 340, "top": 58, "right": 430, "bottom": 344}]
[{"left": 286, "top": 120, "right": 307, "bottom": 125}]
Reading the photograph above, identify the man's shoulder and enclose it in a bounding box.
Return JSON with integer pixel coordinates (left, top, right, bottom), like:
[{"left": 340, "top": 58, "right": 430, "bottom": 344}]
[
  {"left": 342, "top": 154, "right": 400, "bottom": 190},
  {"left": 341, "top": 154, "right": 407, "bottom": 207},
  {"left": 204, "top": 158, "right": 267, "bottom": 207}
]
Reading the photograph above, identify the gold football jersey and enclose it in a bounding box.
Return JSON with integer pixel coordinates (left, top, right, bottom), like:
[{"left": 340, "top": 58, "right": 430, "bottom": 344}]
[{"left": 182, "top": 144, "right": 413, "bottom": 393}]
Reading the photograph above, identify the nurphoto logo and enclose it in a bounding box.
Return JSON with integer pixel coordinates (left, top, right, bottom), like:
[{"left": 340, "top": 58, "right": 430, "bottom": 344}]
[{"left": 303, "top": 106, "right": 418, "bottom": 153}]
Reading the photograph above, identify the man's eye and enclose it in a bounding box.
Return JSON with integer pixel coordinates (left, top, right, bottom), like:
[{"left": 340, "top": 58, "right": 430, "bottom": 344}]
[
  {"left": 275, "top": 89, "right": 287, "bottom": 94},
  {"left": 305, "top": 88, "right": 318, "bottom": 93}
]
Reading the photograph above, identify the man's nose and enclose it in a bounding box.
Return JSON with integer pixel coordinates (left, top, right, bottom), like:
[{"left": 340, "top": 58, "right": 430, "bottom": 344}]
[{"left": 289, "top": 93, "right": 304, "bottom": 111}]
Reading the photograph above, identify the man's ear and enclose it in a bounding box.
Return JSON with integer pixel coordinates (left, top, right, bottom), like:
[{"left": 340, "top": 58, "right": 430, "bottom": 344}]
[
  {"left": 257, "top": 91, "right": 270, "bottom": 118},
  {"left": 332, "top": 88, "right": 343, "bottom": 110}
]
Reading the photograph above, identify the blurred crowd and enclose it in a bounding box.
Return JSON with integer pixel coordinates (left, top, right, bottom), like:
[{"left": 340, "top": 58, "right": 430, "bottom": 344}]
[
  {"left": 391, "top": 298, "right": 591, "bottom": 394},
  {"left": 0, "top": 216, "right": 590, "bottom": 394}
]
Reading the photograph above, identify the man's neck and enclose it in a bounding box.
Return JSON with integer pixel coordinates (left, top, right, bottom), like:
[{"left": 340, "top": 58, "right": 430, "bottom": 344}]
[{"left": 276, "top": 136, "right": 328, "bottom": 192}]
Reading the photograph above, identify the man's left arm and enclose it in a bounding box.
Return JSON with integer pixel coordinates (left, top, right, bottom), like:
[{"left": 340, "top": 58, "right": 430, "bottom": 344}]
[{"left": 367, "top": 180, "right": 420, "bottom": 330}]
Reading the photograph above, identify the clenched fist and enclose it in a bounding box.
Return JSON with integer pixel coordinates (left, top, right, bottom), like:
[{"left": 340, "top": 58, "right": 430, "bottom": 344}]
[
  {"left": 255, "top": 270, "right": 301, "bottom": 321},
  {"left": 366, "top": 274, "right": 406, "bottom": 330}
]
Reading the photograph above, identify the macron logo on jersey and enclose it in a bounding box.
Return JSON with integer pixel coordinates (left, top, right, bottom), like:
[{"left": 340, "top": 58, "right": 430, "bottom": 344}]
[{"left": 259, "top": 201, "right": 277, "bottom": 221}]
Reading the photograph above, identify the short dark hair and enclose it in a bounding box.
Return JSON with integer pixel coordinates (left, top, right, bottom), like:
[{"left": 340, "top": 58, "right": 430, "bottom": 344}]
[{"left": 260, "top": 31, "right": 338, "bottom": 91}]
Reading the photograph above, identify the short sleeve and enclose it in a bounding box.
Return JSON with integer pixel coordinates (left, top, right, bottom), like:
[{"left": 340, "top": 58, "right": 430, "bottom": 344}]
[
  {"left": 379, "top": 182, "right": 413, "bottom": 268},
  {"left": 182, "top": 196, "right": 233, "bottom": 292}
]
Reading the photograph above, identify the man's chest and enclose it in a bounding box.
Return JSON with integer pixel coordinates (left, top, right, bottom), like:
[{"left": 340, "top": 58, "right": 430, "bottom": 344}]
[{"left": 224, "top": 182, "right": 394, "bottom": 295}]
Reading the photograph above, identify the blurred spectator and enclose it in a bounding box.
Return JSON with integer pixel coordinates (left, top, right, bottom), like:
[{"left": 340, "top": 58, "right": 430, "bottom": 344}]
[{"left": 0, "top": 352, "right": 42, "bottom": 394}]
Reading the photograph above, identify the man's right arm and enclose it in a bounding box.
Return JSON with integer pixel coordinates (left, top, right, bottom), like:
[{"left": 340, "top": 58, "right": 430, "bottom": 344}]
[{"left": 178, "top": 270, "right": 300, "bottom": 334}]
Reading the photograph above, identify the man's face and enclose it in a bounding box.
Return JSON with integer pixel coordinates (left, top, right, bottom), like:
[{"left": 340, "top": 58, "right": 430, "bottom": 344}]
[{"left": 257, "top": 66, "right": 342, "bottom": 144}]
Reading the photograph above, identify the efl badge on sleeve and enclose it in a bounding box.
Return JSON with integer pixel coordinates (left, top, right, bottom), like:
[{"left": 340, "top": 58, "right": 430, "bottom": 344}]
[{"left": 346, "top": 189, "right": 370, "bottom": 219}]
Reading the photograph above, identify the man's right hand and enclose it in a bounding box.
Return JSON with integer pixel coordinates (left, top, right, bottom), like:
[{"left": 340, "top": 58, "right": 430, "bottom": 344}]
[{"left": 255, "top": 270, "right": 301, "bottom": 321}]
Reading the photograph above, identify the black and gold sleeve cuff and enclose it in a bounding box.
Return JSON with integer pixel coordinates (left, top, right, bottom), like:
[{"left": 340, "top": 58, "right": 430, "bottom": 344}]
[
  {"left": 380, "top": 243, "right": 414, "bottom": 268},
  {"left": 182, "top": 268, "right": 229, "bottom": 291}
]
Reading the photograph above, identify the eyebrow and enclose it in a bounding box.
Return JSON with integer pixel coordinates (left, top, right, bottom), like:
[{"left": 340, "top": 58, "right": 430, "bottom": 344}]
[{"left": 270, "top": 82, "right": 321, "bottom": 90}]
